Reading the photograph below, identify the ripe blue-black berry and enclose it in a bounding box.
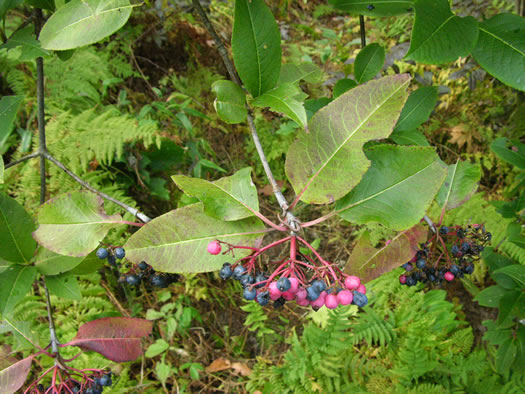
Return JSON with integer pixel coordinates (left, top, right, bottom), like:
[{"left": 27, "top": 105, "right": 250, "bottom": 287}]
[
  {"left": 311, "top": 279, "right": 326, "bottom": 293},
  {"left": 100, "top": 373, "right": 112, "bottom": 387},
  {"left": 406, "top": 276, "right": 416, "bottom": 286},
  {"left": 416, "top": 258, "right": 426, "bottom": 269},
  {"left": 96, "top": 248, "right": 108, "bottom": 260},
  {"left": 457, "top": 228, "right": 465, "bottom": 238},
  {"left": 402, "top": 263, "right": 413, "bottom": 271},
  {"left": 306, "top": 286, "right": 320, "bottom": 301},
  {"left": 485, "top": 232, "right": 492, "bottom": 241},
  {"left": 219, "top": 263, "right": 233, "bottom": 279},
  {"left": 107, "top": 255, "right": 117, "bottom": 267},
  {"left": 440, "top": 226, "right": 448, "bottom": 235},
  {"left": 273, "top": 297, "right": 286, "bottom": 308},
  {"left": 151, "top": 275, "right": 167, "bottom": 288},
  {"left": 353, "top": 291, "right": 368, "bottom": 307},
  {"left": 233, "top": 265, "right": 246, "bottom": 280},
  {"left": 166, "top": 273, "right": 180, "bottom": 284},
  {"left": 461, "top": 242, "right": 470, "bottom": 253},
  {"left": 428, "top": 274, "right": 436, "bottom": 282},
  {"left": 367, "top": 4, "right": 374, "bottom": 10},
  {"left": 255, "top": 272, "right": 267, "bottom": 288},
  {"left": 243, "top": 287, "right": 257, "bottom": 300},
  {"left": 256, "top": 291, "right": 270, "bottom": 306},
  {"left": 138, "top": 261, "right": 149, "bottom": 270},
  {"left": 463, "top": 264, "right": 474, "bottom": 274},
  {"left": 126, "top": 274, "right": 140, "bottom": 286},
  {"left": 240, "top": 275, "right": 255, "bottom": 287},
  {"left": 451, "top": 245, "right": 460, "bottom": 255},
  {"left": 277, "top": 277, "right": 291, "bottom": 292},
  {"left": 115, "top": 247, "right": 125, "bottom": 259},
  {"left": 450, "top": 264, "right": 460, "bottom": 275}
]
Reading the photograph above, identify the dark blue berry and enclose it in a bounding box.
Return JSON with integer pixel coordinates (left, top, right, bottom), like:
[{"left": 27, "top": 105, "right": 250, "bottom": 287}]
[
  {"left": 254, "top": 272, "right": 268, "bottom": 288},
  {"left": 461, "top": 242, "right": 471, "bottom": 253},
  {"left": 240, "top": 275, "right": 255, "bottom": 287},
  {"left": 243, "top": 287, "right": 257, "bottom": 300},
  {"left": 126, "top": 274, "right": 140, "bottom": 286},
  {"left": 406, "top": 277, "right": 416, "bottom": 286},
  {"left": 439, "top": 226, "right": 449, "bottom": 235},
  {"left": 306, "top": 286, "right": 320, "bottom": 301},
  {"left": 416, "top": 259, "right": 426, "bottom": 269},
  {"left": 151, "top": 275, "right": 167, "bottom": 288},
  {"left": 485, "top": 232, "right": 492, "bottom": 241},
  {"left": 166, "top": 273, "right": 180, "bottom": 283},
  {"left": 403, "top": 263, "right": 413, "bottom": 271},
  {"left": 463, "top": 264, "right": 474, "bottom": 274},
  {"left": 256, "top": 291, "right": 270, "bottom": 306},
  {"left": 100, "top": 374, "right": 112, "bottom": 386},
  {"left": 451, "top": 245, "right": 460, "bottom": 256},
  {"left": 96, "top": 247, "right": 108, "bottom": 260},
  {"left": 428, "top": 274, "right": 436, "bottom": 282},
  {"left": 367, "top": 4, "right": 374, "bottom": 10},
  {"left": 277, "top": 277, "right": 291, "bottom": 292},
  {"left": 311, "top": 280, "right": 326, "bottom": 293},
  {"left": 353, "top": 291, "right": 368, "bottom": 307},
  {"left": 107, "top": 255, "right": 117, "bottom": 267},
  {"left": 114, "top": 247, "right": 125, "bottom": 259},
  {"left": 233, "top": 265, "right": 246, "bottom": 280},
  {"left": 450, "top": 264, "right": 460, "bottom": 275},
  {"left": 219, "top": 263, "right": 233, "bottom": 280},
  {"left": 273, "top": 297, "right": 286, "bottom": 308},
  {"left": 138, "top": 261, "right": 149, "bottom": 270},
  {"left": 457, "top": 228, "right": 465, "bottom": 238}
]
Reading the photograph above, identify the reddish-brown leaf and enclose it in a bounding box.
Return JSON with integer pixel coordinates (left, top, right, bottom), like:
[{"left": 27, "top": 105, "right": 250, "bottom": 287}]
[
  {"left": 0, "top": 356, "right": 32, "bottom": 394},
  {"left": 205, "top": 358, "right": 231, "bottom": 373},
  {"left": 65, "top": 317, "right": 153, "bottom": 362},
  {"left": 346, "top": 224, "right": 428, "bottom": 283}
]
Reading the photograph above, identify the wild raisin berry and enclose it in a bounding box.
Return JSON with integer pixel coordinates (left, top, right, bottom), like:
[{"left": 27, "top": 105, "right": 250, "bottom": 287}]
[
  {"left": 243, "top": 287, "right": 257, "bottom": 301},
  {"left": 416, "top": 258, "right": 426, "bottom": 269},
  {"left": 126, "top": 275, "right": 140, "bottom": 286},
  {"left": 207, "top": 241, "right": 221, "bottom": 255},
  {"left": 439, "top": 226, "right": 448, "bottom": 235},
  {"left": 115, "top": 247, "right": 125, "bottom": 259},
  {"left": 232, "top": 265, "right": 246, "bottom": 280},
  {"left": 240, "top": 275, "right": 255, "bottom": 287},
  {"left": 219, "top": 263, "right": 233, "bottom": 280},
  {"left": 277, "top": 277, "right": 291, "bottom": 292},
  {"left": 353, "top": 291, "right": 368, "bottom": 307},
  {"left": 138, "top": 261, "right": 149, "bottom": 270},
  {"left": 96, "top": 248, "right": 108, "bottom": 260}
]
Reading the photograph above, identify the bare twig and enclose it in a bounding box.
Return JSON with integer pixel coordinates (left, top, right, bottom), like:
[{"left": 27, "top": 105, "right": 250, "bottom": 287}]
[
  {"left": 43, "top": 283, "right": 60, "bottom": 355},
  {"left": 43, "top": 152, "right": 152, "bottom": 223},
  {"left": 191, "top": 0, "right": 299, "bottom": 231},
  {"left": 359, "top": 15, "right": 366, "bottom": 48},
  {"left": 424, "top": 215, "right": 437, "bottom": 233},
  {"left": 35, "top": 9, "right": 46, "bottom": 204},
  {"left": 5, "top": 151, "right": 40, "bottom": 169}
]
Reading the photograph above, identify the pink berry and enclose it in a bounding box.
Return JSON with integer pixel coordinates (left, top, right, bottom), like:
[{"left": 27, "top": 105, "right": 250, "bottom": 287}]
[
  {"left": 311, "top": 291, "right": 326, "bottom": 308},
  {"left": 344, "top": 276, "right": 361, "bottom": 290},
  {"left": 357, "top": 284, "right": 366, "bottom": 294},
  {"left": 337, "top": 290, "right": 353, "bottom": 305},
  {"left": 399, "top": 275, "right": 407, "bottom": 284},
  {"left": 444, "top": 272, "right": 455, "bottom": 281},
  {"left": 325, "top": 294, "right": 339, "bottom": 309},
  {"left": 295, "top": 288, "right": 307, "bottom": 301},
  {"left": 281, "top": 291, "right": 296, "bottom": 301},
  {"left": 296, "top": 298, "right": 309, "bottom": 306},
  {"left": 207, "top": 241, "right": 221, "bottom": 255},
  {"left": 268, "top": 282, "right": 282, "bottom": 300},
  {"left": 288, "top": 277, "right": 299, "bottom": 293}
]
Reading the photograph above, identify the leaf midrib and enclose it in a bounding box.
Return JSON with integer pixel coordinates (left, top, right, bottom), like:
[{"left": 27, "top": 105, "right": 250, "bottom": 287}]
[
  {"left": 0, "top": 206, "right": 27, "bottom": 263},
  {"left": 410, "top": 14, "right": 455, "bottom": 56},
  {"left": 395, "top": 88, "right": 435, "bottom": 130},
  {"left": 3, "top": 267, "right": 28, "bottom": 313},
  {"left": 245, "top": 1, "right": 262, "bottom": 97},
  {"left": 442, "top": 161, "right": 458, "bottom": 210},
  {"left": 479, "top": 26, "right": 525, "bottom": 57}
]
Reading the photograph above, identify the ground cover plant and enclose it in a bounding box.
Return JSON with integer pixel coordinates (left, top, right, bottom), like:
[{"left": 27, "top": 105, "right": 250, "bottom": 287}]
[{"left": 0, "top": 0, "right": 524, "bottom": 392}]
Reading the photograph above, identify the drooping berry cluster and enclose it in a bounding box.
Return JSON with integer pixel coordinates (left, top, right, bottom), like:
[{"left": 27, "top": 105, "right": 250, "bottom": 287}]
[
  {"left": 96, "top": 246, "right": 126, "bottom": 267},
  {"left": 120, "top": 261, "right": 180, "bottom": 288},
  {"left": 211, "top": 235, "right": 368, "bottom": 310},
  {"left": 28, "top": 369, "right": 112, "bottom": 393},
  {"left": 399, "top": 224, "right": 490, "bottom": 287}
]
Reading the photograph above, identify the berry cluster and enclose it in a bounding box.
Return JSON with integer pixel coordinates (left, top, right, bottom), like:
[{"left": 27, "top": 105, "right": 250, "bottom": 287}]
[
  {"left": 211, "top": 236, "right": 368, "bottom": 311},
  {"left": 96, "top": 246, "right": 126, "bottom": 267},
  {"left": 399, "top": 224, "right": 490, "bottom": 287},
  {"left": 119, "top": 261, "right": 180, "bottom": 288},
  {"left": 28, "top": 370, "right": 112, "bottom": 393}
]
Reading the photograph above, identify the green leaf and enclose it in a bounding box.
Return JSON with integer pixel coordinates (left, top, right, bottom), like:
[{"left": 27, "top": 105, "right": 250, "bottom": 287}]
[
  {"left": 25, "top": 0, "right": 55, "bottom": 11},
  {"left": 252, "top": 83, "right": 307, "bottom": 128},
  {"left": 346, "top": 224, "right": 427, "bottom": 282},
  {"left": 285, "top": 74, "right": 410, "bottom": 205},
  {"left": 436, "top": 160, "right": 481, "bottom": 210},
  {"left": 472, "top": 13, "right": 525, "bottom": 92},
  {"left": 0, "top": 155, "right": 4, "bottom": 184},
  {"left": 34, "top": 247, "right": 83, "bottom": 275},
  {"left": 406, "top": 0, "right": 478, "bottom": 64},
  {"left": 389, "top": 129, "right": 429, "bottom": 146},
  {"left": 354, "top": 43, "right": 385, "bottom": 84},
  {"left": 491, "top": 138, "right": 525, "bottom": 170},
  {"left": 493, "top": 265, "right": 525, "bottom": 287},
  {"left": 232, "top": 0, "right": 281, "bottom": 97},
  {"left": 0, "top": 265, "right": 36, "bottom": 317},
  {"left": 44, "top": 272, "right": 82, "bottom": 301},
  {"left": 474, "top": 285, "right": 507, "bottom": 308},
  {"left": 498, "top": 291, "right": 523, "bottom": 324},
  {"left": 0, "top": 194, "right": 36, "bottom": 263},
  {"left": 333, "top": 78, "right": 357, "bottom": 98},
  {"left": 304, "top": 97, "right": 332, "bottom": 120},
  {"left": 1, "top": 318, "right": 40, "bottom": 352},
  {"left": 496, "top": 338, "right": 517, "bottom": 374},
  {"left": 33, "top": 191, "right": 123, "bottom": 257},
  {"left": 277, "top": 63, "right": 322, "bottom": 85},
  {"left": 155, "top": 361, "right": 172, "bottom": 386},
  {"left": 335, "top": 145, "right": 447, "bottom": 230},
  {"left": 211, "top": 80, "right": 247, "bottom": 124},
  {"left": 69, "top": 250, "right": 104, "bottom": 275},
  {"left": 0, "top": 0, "right": 21, "bottom": 20},
  {"left": 394, "top": 86, "right": 438, "bottom": 132},
  {"left": 124, "top": 203, "right": 265, "bottom": 273},
  {"left": 328, "top": 0, "right": 414, "bottom": 16},
  {"left": 172, "top": 167, "right": 259, "bottom": 221},
  {"left": 0, "top": 96, "right": 24, "bottom": 149},
  {"left": 482, "top": 247, "right": 514, "bottom": 272},
  {"left": 145, "top": 339, "right": 169, "bottom": 358},
  {"left": 0, "top": 26, "right": 50, "bottom": 61},
  {"left": 39, "top": 0, "right": 134, "bottom": 50},
  {"left": 509, "top": 234, "right": 525, "bottom": 249}
]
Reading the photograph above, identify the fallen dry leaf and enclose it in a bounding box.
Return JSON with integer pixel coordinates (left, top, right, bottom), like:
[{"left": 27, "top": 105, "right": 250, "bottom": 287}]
[
  {"left": 231, "top": 362, "right": 252, "bottom": 376},
  {"left": 205, "top": 357, "right": 231, "bottom": 373},
  {"left": 260, "top": 180, "right": 284, "bottom": 196},
  {"left": 448, "top": 124, "right": 479, "bottom": 152}
]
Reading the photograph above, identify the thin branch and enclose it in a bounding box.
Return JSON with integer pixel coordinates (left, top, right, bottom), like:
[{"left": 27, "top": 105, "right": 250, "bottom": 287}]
[
  {"left": 43, "top": 152, "right": 151, "bottom": 223},
  {"left": 35, "top": 9, "right": 46, "bottom": 204},
  {"left": 43, "top": 282, "right": 60, "bottom": 355},
  {"left": 5, "top": 151, "right": 40, "bottom": 169},
  {"left": 424, "top": 215, "right": 437, "bottom": 233},
  {"left": 191, "top": 0, "right": 299, "bottom": 230},
  {"left": 359, "top": 15, "right": 366, "bottom": 48}
]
